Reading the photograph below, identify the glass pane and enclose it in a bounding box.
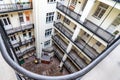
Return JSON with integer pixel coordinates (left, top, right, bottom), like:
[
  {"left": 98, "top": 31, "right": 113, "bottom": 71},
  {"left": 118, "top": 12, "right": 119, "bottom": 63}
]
[
  {"left": 7, "top": 18, "right": 11, "bottom": 24},
  {"left": 3, "top": 18, "right": 8, "bottom": 25}
]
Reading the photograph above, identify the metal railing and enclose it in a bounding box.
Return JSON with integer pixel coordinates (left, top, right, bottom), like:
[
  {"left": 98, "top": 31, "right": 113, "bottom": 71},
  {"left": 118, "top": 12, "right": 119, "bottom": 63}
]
[
  {"left": 54, "top": 22, "right": 73, "bottom": 39},
  {"left": 12, "top": 37, "right": 35, "bottom": 48},
  {"left": 54, "top": 22, "right": 99, "bottom": 60},
  {"left": 17, "top": 46, "right": 36, "bottom": 57},
  {"left": 0, "top": 2, "right": 32, "bottom": 13},
  {"left": 56, "top": 2, "right": 115, "bottom": 43},
  {"left": 0, "top": 26, "right": 120, "bottom": 80},
  {"left": 52, "top": 35, "right": 85, "bottom": 69},
  {"left": 6, "top": 24, "right": 34, "bottom": 35}
]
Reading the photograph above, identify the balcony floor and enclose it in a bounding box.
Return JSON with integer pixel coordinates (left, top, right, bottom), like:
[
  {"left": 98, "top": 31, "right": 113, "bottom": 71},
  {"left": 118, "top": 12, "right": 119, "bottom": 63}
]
[{"left": 21, "top": 56, "right": 69, "bottom": 76}]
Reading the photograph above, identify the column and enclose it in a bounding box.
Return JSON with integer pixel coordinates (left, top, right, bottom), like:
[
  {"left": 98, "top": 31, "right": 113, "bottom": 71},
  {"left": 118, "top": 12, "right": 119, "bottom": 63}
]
[
  {"left": 59, "top": 42, "right": 73, "bottom": 67},
  {"left": 80, "top": 0, "right": 95, "bottom": 22},
  {"left": 33, "top": 0, "right": 42, "bottom": 60},
  {"left": 72, "top": 26, "right": 80, "bottom": 41}
]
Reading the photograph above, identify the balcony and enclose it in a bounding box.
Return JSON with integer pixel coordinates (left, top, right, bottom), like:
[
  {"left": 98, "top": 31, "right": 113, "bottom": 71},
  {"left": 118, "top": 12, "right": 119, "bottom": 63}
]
[
  {"left": 52, "top": 35, "right": 68, "bottom": 51},
  {"left": 17, "top": 46, "right": 35, "bottom": 57},
  {"left": 12, "top": 37, "right": 35, "bottom": 48},
  {"left": 54, "top": 22, "right": 98, "bottom": 60},
  {"left": 54, "top": 22, "right": 73, "bottom": 40},
  {"left": 74, "top": 38, "right": 98, "bottom": 60},
  {"left": 69, "top": 50, "right": 87, "bottom": 69},
  {"left": 56, "top": 2, "right": 115, "bottom": 43},
  {"left": 52, "top": 35, "right": 82, "bottom": 69},
  {"left": 6, "top": 24, "right": 34, "bottom": 35},
  {"left": 0, "top": 2, "right": 32, "bottom": 13},
  {"left": 53, "top": 46, "right": 64, "bottom": 60},
  {"left": 64, "top": 60, "right": 78, "bottom": 73}
]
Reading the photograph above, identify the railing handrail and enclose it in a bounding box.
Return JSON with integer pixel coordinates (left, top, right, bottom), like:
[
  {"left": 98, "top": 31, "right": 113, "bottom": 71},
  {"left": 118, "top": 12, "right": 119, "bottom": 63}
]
[
  {"left": 56, "top": 2, "right": 115, "bottom": 43},
  {"left": 1, "top": 34, "right": 120, "bottom": 80}
]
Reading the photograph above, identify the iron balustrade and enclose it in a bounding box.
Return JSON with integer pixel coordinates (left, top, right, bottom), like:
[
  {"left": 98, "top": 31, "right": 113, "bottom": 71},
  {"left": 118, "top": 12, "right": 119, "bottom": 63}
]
[
  {"left": 52, "top": 35, "right": 85, "bottom": 69},
  {"left": 12, "top": 37, "right": 35, "bottom": 48},
  {"left": 69, "top": 51, "right": 87, "bottom": 69},
  {"left": 1, "top": 29, "right": 120, "bottom": 80},
  {"left": 56, "top": 2, "right": 115, "bottom": 43},
  {"left": 0, "top": 2, "right": 32, "bottom": 13},
  {"left": 17, "top": 46, "right": 36, "bottom": 57},
  {"left": 6, "top": 24, "right": 34, "bottom": 35},
  {"left": 54, "top": 22, "right": 99, "bottom": 60},
  {"left": 64, "top": 60, "right": 78, "bottom": 73},
  {"left": 54, "top": 22, "right": 73, "bottom": 39},
  {"left": 74, "top": 38, "right": 98, "bottom": 60}
]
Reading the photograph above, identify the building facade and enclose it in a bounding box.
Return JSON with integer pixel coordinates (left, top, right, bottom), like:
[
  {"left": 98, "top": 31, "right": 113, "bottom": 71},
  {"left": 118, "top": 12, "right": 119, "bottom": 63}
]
[{"left": 0, "top": 0, "right": 120, "bottom": 79}]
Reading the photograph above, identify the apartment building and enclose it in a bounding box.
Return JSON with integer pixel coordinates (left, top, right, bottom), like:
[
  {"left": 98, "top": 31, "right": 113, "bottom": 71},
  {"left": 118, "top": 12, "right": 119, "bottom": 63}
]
[{"left": 0, "top": 0, "right": 120, "bottom": 80}]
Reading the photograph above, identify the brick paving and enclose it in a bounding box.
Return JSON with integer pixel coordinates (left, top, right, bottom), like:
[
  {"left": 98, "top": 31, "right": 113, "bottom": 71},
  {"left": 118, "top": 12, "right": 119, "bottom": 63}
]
[{"left": 21, "top": 56, "right": 69, "bottom": 76}]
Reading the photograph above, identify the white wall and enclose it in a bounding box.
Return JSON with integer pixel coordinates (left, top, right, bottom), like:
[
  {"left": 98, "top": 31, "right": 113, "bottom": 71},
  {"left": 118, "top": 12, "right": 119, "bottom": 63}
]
[{"left": 0, "top": 52, "right": 17, "bottom": 80}]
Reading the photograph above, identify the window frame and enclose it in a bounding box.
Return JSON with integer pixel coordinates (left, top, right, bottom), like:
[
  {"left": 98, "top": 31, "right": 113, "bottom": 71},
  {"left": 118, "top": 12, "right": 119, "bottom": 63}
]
[
  {"left": 44, "top": 40, "right": 51, "bottom": 47},
  {"left": 46, "top": 12, "right": 54, "bottom": 23},
  {"left": 45, "top": 28, "right": 52, "bottom": 37},
  {"left": 93, "top": 2, "right": 108, "bottom": 19}
]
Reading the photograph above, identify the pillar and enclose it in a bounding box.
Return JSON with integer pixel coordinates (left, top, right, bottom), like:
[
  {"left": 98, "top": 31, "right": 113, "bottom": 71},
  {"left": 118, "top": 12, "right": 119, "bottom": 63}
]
[
  {"left": 80, "top": 0, "right": 95, "bottom": 22},
  {"left": 72, "top": 26, "right": 81, "bottom": 41}
]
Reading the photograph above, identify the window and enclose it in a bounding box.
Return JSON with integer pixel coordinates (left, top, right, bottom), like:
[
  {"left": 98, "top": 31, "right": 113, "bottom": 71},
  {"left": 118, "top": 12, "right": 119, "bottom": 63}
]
[
  {"left": 84, "top": 32, "right": 89, "bottom": 37},
  {"left": 46, "top": 12, "right": 54, "bottom": 23},
  {"left": 112, "top": 14, "right": 120, "bottom": 26},
  {"left": 45, "top": 28, "right": 52, "bottom": 37},
  {"left": 44, "top": 40, "right": 50, "bottom": 47},
  {"left": 9, "top": 35, "right": 16, "bottom": 41},
  {"left": 70, "top": 0, "right": 77, "bottom": 6},
  {"left": 18, "top": 12, "right": 24, "bottom": 23},
  {"left": 73, "top": 25, "right": 77, "bottom": 30},
  {"left": 28, "top": 32, "right": 32, "bottom": 37},
  {"left": 15, "top": 47, "right": 20, "bottom": 51},
  {"left": 0, "top": 14, "right": 11, "bottom": 26},
  {"left": 96, "top": 41, "right": 101, "bottom": 46},
  {"left": 22, "top": 31, "right": 26, "bottom": 37},
  {"left": 93, "top": 2, "right": 108, "bottom": 19},
  {"left": 57, "top": 13, "right": 61, "bottom": 20},
  {"left": 63, "top": 17, "right": 70, "bottom": 25},
  {"left": 47, "top": 0, "right": 56, "bottom": 3}
]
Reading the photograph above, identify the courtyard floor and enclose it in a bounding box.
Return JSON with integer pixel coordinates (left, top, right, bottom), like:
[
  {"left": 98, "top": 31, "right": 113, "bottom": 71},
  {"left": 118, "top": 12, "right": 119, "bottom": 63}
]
[{"left": 21, "top": 55, "right": 69, "bottom": 76}]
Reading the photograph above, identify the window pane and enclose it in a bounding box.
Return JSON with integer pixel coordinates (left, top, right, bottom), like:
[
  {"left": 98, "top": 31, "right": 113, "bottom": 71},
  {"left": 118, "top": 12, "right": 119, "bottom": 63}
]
[
  {"left": 3, "top": 18, "right": 8, "bottom": 25},
  {"left": 7, "top": 18, "right": 11, "bottom": 24}
]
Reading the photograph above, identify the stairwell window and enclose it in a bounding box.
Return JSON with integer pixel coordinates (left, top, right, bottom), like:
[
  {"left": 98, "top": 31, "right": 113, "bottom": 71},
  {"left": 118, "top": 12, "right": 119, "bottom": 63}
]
[
  {"left": 48, "top": 0, "right": 56, "bottom": 3},
  {"left": 45, "top": 28, "right": 52, "bottom": 37},
  {"left": 18, "top": 12, "right": 24, "bottom": 23},
  {"left": 93, "top": 2, "right": 108, "bottom": 19},
  {"left": 46, "top": 12, "right": 54, "bottom": 23},
  {"left": 44, "top": 40, "right": 51, "bottom": 47}
]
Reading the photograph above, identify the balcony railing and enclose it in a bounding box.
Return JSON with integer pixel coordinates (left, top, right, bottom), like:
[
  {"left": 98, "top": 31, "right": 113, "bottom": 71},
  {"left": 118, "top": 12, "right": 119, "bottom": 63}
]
[
  {"left": 53, "top": 46, "right": 64, "bottom": 60},
  {"left": 0, "top": 2, "right": 32, "bottom": 13},
  {"left": 54, "top": 22, "right": 73, "bottom": 39},
  {"left": 17, "top": 46, "right": 36, "bottom": 57},
  {"left": 6, "top": 24, "right": 34, "bottom": 35},
  {"left": 12, "top": 37, "right": 35, "bottom": 48},
  {"left": 54, "top": 22, "right": 98, "bottom": 60},
  {"left": 52, "top": 35, "right": 68, "bottom": 51},
  {"left": 74, "top": 38, "right": 98, "bottom": 60},
  {"left": 69, "top": 50, "right": 87, "bottom": 69},
  {"left": 56, "top": 2, "right": 115, "bottom": 43},
  {"left": 64, "top": 60, "right": 78, "bottom": 73},
  {"left": 53, "top": 35, "right": 84, "bottom": 69}
]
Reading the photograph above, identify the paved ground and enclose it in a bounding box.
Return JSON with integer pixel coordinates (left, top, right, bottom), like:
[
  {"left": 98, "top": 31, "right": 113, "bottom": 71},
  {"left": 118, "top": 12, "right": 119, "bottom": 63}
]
[{"left": 21, "top": 56, "right": 69, "bottom": 76}]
